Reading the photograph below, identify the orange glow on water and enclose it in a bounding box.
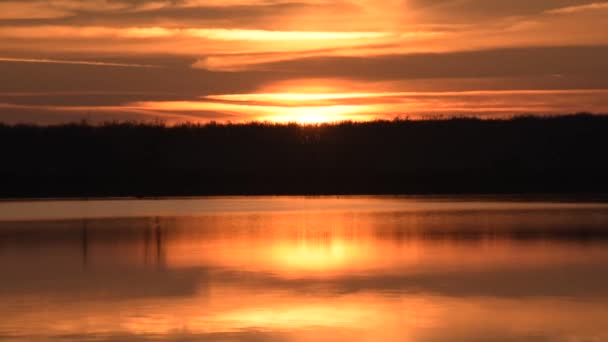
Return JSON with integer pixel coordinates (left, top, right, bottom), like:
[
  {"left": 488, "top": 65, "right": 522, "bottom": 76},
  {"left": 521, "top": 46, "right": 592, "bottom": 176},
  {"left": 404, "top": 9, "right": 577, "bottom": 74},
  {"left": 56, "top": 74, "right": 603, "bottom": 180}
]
[{"left": 3, "top": 198, "right": 608, "bottom": 340}]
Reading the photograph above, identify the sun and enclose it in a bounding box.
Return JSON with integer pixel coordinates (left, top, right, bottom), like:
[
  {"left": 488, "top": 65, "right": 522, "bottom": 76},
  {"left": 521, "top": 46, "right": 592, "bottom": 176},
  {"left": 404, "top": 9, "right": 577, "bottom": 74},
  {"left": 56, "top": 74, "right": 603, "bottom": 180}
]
[
  {"left": 259, "top": 105, "right": 375, "bottom": 124},
  {"left": 209, "top": 79, "right": 382, "bottom": 123},
  {"left": 132, "top": 79, "right": 391, "bottom": 124}
]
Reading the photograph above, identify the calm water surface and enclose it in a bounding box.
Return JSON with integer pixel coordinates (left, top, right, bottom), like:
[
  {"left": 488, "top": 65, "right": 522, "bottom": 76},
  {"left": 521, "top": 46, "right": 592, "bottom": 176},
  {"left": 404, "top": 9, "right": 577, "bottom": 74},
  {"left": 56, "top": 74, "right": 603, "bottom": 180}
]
[{"left": 1, "top": 196, "right": 608, "bottom": 341}]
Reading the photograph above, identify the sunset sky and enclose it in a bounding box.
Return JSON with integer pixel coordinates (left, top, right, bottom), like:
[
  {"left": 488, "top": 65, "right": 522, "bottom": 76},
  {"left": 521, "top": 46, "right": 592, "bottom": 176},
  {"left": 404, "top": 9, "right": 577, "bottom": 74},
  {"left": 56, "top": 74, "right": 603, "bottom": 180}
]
[{"left": 1, "top": 0, "right": 608, "bottom": 124}]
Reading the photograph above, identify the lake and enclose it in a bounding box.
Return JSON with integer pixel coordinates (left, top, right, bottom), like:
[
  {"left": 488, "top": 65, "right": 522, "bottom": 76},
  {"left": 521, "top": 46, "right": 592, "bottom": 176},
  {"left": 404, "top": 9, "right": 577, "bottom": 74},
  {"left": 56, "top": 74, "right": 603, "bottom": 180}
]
[{"left": 1, "top": 196, "right": 608, "bottom": 341}]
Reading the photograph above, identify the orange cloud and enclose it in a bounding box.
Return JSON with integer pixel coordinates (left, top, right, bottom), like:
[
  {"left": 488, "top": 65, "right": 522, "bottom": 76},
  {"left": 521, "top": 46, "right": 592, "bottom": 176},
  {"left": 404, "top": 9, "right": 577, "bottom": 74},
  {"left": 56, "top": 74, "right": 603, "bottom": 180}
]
[{"left": 0, "top": 0, "right": 607, "bottom": 123}]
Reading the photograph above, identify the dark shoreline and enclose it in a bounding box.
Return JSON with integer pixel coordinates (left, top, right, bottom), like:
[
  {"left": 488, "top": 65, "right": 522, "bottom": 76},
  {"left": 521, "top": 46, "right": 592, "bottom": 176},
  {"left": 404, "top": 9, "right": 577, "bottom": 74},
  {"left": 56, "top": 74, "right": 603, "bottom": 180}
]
[
  {"left": 2, "top": 114, "right": 607, "bottom": 198},
  {"left": 1, "top": 193, "right": 608, "bottom": 203}
]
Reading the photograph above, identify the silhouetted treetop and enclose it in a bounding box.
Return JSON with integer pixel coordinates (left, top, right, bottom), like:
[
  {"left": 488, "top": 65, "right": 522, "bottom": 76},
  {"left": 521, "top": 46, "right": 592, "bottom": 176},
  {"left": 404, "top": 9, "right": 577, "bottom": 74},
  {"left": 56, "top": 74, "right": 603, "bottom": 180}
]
[{"left": 1, "top": 114, "right": 607, "bottom": 197}]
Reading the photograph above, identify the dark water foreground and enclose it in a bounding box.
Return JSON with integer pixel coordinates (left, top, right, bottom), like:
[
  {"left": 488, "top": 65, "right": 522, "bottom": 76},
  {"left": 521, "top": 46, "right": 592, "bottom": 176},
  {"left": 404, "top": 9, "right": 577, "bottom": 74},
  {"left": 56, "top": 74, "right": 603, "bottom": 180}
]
[
  {"left": 1, "top": 196, "right": 608, "bottom": 341},
  {"left": 2, "top": 114, "right": 608, "bottom": 197}
]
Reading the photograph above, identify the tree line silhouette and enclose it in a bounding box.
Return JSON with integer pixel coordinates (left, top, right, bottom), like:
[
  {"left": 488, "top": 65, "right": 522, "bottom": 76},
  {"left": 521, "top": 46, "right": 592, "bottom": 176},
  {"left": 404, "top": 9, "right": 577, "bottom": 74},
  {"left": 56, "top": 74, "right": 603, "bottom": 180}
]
[{"left": 1, "top": 114, "right": 607, "bottom": 198}]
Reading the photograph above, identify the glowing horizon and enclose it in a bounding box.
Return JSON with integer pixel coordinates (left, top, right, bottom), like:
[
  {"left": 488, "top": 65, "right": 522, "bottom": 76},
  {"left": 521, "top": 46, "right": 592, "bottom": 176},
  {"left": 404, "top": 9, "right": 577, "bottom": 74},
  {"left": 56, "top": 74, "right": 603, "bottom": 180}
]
[{"left": 128, "top": 87, "right": 608, "bottom": 124}]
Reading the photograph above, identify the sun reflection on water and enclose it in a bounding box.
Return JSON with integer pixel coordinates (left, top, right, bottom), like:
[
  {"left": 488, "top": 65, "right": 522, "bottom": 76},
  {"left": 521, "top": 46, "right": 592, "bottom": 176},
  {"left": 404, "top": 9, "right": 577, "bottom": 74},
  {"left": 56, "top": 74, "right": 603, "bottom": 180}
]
[{"left": 2, "top": 198, "right": 608, "bottom": 341}]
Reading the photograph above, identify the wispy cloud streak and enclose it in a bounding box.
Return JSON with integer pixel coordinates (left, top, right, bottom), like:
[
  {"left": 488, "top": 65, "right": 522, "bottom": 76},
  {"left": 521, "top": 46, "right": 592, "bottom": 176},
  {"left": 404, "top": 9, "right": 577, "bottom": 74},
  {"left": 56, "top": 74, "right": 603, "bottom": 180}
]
[
  {"left": 0, "top": 57, "right": 160, "bottom": 68},
  {"left": 546, "top": 2, "right": 608, "bottom": 14}
]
